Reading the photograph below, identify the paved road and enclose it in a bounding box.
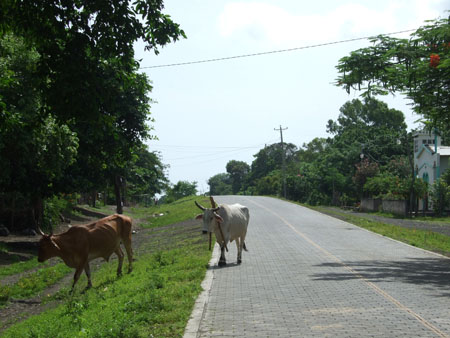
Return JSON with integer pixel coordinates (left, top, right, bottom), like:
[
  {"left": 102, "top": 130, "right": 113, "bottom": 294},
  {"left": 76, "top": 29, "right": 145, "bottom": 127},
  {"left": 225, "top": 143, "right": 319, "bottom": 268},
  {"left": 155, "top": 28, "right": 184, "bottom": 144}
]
[{"left": 187, "top": 196, "right": 450, "bottom": 338}]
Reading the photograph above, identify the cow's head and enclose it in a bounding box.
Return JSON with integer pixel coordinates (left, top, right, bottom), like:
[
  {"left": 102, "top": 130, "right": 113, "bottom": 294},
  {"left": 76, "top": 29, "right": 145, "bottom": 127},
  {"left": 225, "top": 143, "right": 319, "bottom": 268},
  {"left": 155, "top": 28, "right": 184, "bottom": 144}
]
[
  {"left": 37, "top": 227, "right": 60, "bottom": 262},
  {"left": 195, "top": 200, "right": 223, "bottom": 234}
]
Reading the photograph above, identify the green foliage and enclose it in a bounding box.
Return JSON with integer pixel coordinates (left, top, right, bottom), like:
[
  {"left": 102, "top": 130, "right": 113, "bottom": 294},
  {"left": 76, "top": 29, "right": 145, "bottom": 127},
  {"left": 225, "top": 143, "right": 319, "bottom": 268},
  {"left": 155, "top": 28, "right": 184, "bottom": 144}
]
[
  {"left": 0, "top": 2, "right": 184, "bottom": 226},
  {"left": 336, "top": 17, "right": 450, "bottom": 130},
  {"left": 248, "top": 143, "right": 297, "bottom": 185},
  {"left": 296, "top": 138, "right": 327, "bottom": 163},
  {"left": 254, "top": 171, "right": 281, "bottom": 196},
  {"left": 208, "top": 97, "right": 410, "bottom": 207},
  {"left": 208, "top": 173, "right": 232, "bottom": 195},
  {"left": 0, "top": 34, "right": 78, "bottom": 200},
  {"left": 226, "top": 160, "right": 250, "bottom": 194},
  {"left": 126, "top": 145, "right": 169, "bottom": 198},
  {"left": 42, "top": 195, "right": 76, "bottom": 231},
  {"left": 0, "top": 263, "right": 72, "bottom": 308},
  {"left": 364, "top": 173, "right": 398, "bottom": 198},
  {"left": 165, "top": 181, "right": 198, "bottom": 203},
  {"left": 430, "top": 178, "right": 450, "bottom": 215}
]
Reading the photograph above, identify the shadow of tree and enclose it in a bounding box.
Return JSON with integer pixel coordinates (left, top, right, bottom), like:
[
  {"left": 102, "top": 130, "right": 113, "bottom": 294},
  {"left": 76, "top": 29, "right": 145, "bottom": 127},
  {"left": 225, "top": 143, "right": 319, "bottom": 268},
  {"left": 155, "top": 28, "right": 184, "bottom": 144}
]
[{"left": 312, "top": 257, "right": 450, "bottom": 297}]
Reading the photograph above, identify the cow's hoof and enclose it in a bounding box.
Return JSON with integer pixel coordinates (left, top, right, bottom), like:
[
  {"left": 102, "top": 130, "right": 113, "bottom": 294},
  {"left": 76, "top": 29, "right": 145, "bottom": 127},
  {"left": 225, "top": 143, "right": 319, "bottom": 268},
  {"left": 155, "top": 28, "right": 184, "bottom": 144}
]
[
  {"left": 218, "top": 260, "right": 226, "bottom": 267},
  {"left": 237, "top": 259, "right": 242, "bottom": 264}
]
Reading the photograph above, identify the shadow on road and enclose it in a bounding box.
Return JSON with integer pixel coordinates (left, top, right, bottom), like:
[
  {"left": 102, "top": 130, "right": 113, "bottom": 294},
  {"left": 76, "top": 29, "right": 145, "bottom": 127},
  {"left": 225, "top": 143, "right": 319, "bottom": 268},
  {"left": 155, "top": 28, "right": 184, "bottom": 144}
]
[
  {"left": 210, "top": 262, "right": 241, "bottom": 270},
  {"left": 312, "top": 257, "right": 450, "bottom": 297}
]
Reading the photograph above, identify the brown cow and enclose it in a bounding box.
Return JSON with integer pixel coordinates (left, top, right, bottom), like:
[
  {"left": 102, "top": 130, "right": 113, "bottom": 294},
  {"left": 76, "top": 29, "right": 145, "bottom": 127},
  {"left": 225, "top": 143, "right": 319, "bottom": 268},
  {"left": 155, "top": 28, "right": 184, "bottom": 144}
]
[{"left": 37, "top": 214, "right": 133, "bottom": 292}]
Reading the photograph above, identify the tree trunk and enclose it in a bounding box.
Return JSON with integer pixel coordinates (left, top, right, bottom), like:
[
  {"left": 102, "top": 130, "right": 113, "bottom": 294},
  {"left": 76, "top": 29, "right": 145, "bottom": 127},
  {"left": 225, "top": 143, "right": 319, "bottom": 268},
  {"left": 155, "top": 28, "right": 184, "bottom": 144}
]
[
  {"left": 114, "top": 175, "right": 123, "bottom": 214},
  {"left": 92, "top": 191, "right": 96, "bottom": 208},
  {"left": 104, "top": 186, "right": 108, "bottom": 206},
  {"left": 9, "top": 193, "right": 16, "bottom": 230},
  {"left": 32, "top": 195, "right": 44, "bottom": 230}
]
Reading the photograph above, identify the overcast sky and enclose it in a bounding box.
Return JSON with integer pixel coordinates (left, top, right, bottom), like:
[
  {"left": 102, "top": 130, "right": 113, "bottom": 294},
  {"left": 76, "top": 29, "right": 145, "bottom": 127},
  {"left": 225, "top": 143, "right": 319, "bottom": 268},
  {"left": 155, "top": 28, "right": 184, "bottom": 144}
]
[{"left": 134, "top": 0, "right": 449, "bottom": 194}]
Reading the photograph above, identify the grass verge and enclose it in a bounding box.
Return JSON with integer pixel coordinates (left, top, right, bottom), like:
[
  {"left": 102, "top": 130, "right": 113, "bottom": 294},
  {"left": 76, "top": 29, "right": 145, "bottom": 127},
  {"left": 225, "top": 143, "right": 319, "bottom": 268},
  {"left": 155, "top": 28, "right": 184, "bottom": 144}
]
[
  {"left": 138, "top": 196, "right": 211, "bottom": 229},
  {"left": 2, "top": 243, "right": 210, "bottom": 337},
  {"left": 0, "top": 262, "right": 72, "bottom": 308},
  {"left": 1, "top": 195, "right": 212, "bottom": 337},
  {"left": 0, "top": 258, "right": 42, "bottom": 279},
  {"left": 311, "top": 206, "right": 450, "bottom": 256}
]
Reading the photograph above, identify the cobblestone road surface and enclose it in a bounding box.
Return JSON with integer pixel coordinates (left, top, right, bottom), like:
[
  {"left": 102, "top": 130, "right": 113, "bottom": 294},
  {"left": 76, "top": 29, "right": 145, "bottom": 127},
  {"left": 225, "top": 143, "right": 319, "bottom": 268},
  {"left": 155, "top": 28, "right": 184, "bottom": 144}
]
[{"left": 188, "top": 196, "right": 450, "bottom": 338}]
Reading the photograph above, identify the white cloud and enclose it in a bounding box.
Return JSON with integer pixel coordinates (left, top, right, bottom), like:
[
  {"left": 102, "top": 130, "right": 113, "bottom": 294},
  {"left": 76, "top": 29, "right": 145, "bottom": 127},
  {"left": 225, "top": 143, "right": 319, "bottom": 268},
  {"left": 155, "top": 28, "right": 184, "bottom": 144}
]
[{"left": 217, "top": 1, "right": 446, "bottom": 47}]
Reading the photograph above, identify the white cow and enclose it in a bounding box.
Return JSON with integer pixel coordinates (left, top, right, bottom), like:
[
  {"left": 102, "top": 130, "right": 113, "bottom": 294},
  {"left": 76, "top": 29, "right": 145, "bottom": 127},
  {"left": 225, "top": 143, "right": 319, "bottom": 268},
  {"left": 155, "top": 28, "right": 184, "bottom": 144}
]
[{"left": 195, "top": 197, "right": 249, "bottom": 266}]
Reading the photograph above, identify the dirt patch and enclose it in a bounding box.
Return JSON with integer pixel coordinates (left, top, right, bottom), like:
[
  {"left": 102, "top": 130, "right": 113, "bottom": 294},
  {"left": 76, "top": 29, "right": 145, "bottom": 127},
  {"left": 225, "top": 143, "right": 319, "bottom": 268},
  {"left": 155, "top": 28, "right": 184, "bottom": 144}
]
[{"left": 0, "top": 210, "right": 205, "bottom": 333}]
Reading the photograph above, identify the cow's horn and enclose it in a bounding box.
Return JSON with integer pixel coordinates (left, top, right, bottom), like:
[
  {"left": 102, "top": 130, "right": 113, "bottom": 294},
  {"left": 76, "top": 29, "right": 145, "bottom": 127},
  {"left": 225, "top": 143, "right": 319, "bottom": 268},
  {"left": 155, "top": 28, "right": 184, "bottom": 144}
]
[
  {"left": 37, "top": 226, "right": 45, "bottom": 236},
  {"left": 195, "top": 201, "right": 206, "bottom": 211},
  {"left": 209, "top": 196, "right": 216, "bottom": 208}
]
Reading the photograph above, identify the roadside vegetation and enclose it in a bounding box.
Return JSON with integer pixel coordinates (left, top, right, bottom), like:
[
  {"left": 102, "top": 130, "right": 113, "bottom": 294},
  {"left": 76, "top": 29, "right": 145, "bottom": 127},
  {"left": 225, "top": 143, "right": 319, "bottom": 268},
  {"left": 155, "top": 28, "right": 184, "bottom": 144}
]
[
  {"left": 208, "top": 17, "right": 450, "bottom": 217},
  {"left": 0, "top": 196, "right": 212, "bottom": 337},
  {"left": 310, "top": 205, "right": 450, "bottom": 257}
]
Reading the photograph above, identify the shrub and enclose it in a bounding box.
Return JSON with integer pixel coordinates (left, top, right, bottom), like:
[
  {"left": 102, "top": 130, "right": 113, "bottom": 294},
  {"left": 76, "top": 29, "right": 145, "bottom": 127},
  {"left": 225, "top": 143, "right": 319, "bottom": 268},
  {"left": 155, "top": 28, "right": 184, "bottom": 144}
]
[{"left": 430, "top": 178, "right": 450, "bottom": 215}]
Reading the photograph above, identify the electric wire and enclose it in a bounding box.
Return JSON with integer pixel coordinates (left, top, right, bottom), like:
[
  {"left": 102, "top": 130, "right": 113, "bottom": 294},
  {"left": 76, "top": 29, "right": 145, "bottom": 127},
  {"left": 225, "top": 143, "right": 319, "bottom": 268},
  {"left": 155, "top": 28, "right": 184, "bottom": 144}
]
[
  {"left": 140, "top": 28, "right": 416, "bottom": 69},
  {"left": 151, "top": 138, "right": 279, "bottom": 164}
]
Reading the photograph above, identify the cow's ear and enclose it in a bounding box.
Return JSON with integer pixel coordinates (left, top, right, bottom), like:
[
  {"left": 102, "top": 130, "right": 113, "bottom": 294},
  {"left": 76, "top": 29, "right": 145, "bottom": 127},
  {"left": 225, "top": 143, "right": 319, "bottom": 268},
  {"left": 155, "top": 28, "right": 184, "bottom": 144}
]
[
  {"left": 195, "top": 214, "right": 203, "bottom": 220},
  {"left": 214, "top": 213, "right": 224, "bottom": 224}
]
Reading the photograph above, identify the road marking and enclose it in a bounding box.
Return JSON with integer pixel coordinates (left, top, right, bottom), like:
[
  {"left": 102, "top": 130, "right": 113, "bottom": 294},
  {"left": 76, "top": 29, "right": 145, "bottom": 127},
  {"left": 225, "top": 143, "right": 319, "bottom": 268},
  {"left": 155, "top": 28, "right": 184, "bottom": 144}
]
[{"left": 248, "top": 199, "right": 449, "bottom": 338}]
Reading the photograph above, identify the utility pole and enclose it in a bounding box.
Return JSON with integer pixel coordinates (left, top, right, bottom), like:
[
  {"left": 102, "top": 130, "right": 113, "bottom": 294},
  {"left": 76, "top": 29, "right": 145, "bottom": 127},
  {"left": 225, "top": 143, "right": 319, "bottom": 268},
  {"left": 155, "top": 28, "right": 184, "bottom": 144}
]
[{"left": 274, "top": 125, "right": 288, "bottom": 198}]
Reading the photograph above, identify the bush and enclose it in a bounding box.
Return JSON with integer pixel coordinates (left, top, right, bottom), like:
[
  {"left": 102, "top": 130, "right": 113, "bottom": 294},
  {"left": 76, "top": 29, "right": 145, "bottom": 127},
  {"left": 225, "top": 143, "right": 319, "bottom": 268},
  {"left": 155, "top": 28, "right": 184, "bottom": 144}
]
[
  {"left": 42, "top": 195, "right": 75, "bottom": 232},
  {"left": 430, "top": 179, "right": 450, "bottom": 216}
]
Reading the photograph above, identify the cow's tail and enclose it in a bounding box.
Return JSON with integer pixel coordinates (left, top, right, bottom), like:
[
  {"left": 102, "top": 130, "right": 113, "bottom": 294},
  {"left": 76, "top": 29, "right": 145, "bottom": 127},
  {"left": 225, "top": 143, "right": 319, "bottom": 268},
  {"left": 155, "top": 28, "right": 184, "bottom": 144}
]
[{"left": 243, "top": 241, "right": 248, "bottom": 252}]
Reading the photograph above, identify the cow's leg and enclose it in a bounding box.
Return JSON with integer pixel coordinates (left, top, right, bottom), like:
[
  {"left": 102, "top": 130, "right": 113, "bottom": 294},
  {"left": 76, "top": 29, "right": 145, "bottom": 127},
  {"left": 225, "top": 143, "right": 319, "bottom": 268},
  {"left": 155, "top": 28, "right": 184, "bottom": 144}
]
[
  {"left": 218, "top": 245, "right": 226, "bottom": 266},
  {"left": 122, "top": 237, "right": 133, "bottom": 273},
  {"left": 71, "top": 265, "right": 84, "bottom": 293},
  {"left": 115, "top": 246, "right": 124, "bottom": 276},
  {"left": 84, "top": 262, "right": 93, "bottom": 289},
  {"left": 236, "top": 238, "right": 242, "bottom": 264}
]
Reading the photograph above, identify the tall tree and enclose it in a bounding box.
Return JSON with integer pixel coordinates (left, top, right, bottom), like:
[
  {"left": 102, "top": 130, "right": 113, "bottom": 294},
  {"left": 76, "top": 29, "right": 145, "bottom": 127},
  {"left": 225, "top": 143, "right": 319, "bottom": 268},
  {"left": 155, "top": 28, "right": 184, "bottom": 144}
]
[
  {"left": 208, "top": 173, "right": 232, "bottom": 196},
  {"left": 0, "top": 1, "right": 185, "bottom": 215},
  {"left": 0, "top": 34, "right": 78, "bottom": 228},
  {"left": 249, "top": 142, "right": 297, "bottom": 184},
  {"left": 166, "top": 181, "right": 197, "bottom": 202},
  {"left": 326, "top": 98, "right": 407, "bottom": 167},
  {"left": 336, "top": 17, "right": 450, "bottom": 130},
  {"left": 126, "top": 146, "right": 168, "bottom": 198},
  {"left": 226, "top": 160, "right": 250, "bottom": 194}
]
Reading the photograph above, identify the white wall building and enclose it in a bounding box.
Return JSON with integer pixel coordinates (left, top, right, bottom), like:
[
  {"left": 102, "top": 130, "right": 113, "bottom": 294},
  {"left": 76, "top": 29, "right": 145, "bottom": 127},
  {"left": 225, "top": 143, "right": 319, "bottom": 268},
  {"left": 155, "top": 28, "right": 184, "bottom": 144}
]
[{"left": 413, "top": 130, "right": 450, "bottom": 210}]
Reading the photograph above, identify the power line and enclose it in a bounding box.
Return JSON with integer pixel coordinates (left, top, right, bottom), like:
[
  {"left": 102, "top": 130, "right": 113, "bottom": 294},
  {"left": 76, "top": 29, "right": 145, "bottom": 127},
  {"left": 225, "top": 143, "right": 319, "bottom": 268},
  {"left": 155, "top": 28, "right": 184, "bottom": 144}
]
[
  {"left": 140, "top": 28, "right": 416, "bottom": 69},
  {"left": 158, "top": 139, "right": 280, "bottom": 162}
]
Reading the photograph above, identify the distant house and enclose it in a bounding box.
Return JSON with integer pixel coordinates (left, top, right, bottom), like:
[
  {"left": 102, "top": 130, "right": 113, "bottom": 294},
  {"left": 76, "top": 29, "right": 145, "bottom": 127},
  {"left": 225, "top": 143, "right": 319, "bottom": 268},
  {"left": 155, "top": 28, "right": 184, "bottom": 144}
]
[{"left": 414, "top": 130, "right": 450, "bottom": 210}]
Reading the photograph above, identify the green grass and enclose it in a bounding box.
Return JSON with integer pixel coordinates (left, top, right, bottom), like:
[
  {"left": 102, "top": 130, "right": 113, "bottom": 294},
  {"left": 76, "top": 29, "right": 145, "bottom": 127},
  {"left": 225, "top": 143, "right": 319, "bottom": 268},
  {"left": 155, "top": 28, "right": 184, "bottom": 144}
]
[
  {"left": 362, "top": 210, "right": 450, "bottom": 224},
  {"left": 2, "top": 240, "right": 210, "bottom": 338},
  {"left": 138, "top": 196, "right": 211, "bottom": 229},
  {"left": 0, "top": 259, "right": 44, "bottom": 279},
  {"left": 0, "top": 243, "right": 8, "bottom": 254},
  {"left": 1, "top": 196, "right": 212, "bottom": 337},
  {"left": 82, "top": 196, "right": 211, "bottom": 228},
  {"left": 0, "top": 262, "right": 72, "bottom": 308},
  {"left": 310, "top": 205, "right": 450, "bottom": 256}
]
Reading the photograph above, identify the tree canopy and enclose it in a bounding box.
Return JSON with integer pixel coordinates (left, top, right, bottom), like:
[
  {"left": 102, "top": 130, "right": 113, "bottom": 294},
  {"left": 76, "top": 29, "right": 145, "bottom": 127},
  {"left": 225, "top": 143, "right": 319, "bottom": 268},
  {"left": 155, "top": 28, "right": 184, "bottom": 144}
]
[
  {"left": 336, "top": 17, "right": 450, "bottom": 131},
  {"left": 0, "top": 1, "right": 184, "bottom": 227},
  {"left": 207, "top": 98, "right": 413, "bottom": 206}
]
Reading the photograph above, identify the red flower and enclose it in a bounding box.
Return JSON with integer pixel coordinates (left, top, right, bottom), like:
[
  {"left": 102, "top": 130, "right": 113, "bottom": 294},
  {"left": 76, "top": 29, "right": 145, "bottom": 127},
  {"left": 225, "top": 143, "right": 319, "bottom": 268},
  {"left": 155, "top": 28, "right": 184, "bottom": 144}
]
[{"left": 430, "top": 54, "right": 440, "bottom": 67}]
